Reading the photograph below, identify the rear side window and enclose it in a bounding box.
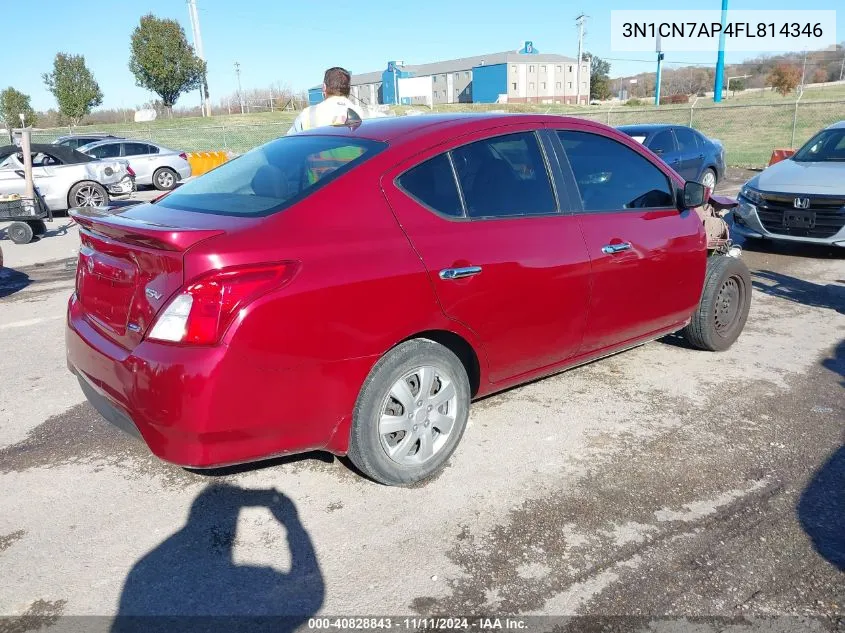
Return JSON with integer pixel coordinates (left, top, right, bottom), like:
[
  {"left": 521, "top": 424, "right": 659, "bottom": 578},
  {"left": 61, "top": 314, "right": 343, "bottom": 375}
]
[
  {"left": 451, "top": 132, "right": 556, "bottom": 218},
  {"left": 649, "top": 130, "right": 675, "bottom": 155},
  {"left": 558, "top": 130, "right": 675, "bottom": 212},
  {"left": 674, "top": 127, "right": 699, "bottom": 152},
  {"left": 397, "top": 154, "right": 463, "bottom": 217},
  {"left": 85, "top": 143, "right": 121, "bottom": 159},
  {"left": 122, "top": 142, "right": 150, "bottom": 156},
  {"left": 159, "top": 135, "right": 384, "bottom": 216}
]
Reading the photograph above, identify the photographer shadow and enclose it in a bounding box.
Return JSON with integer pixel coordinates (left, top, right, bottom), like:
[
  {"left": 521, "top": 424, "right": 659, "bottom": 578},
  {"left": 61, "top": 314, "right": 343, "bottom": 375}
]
[{"left": 112, "top": 483, "right": 324, "bottom": 633}]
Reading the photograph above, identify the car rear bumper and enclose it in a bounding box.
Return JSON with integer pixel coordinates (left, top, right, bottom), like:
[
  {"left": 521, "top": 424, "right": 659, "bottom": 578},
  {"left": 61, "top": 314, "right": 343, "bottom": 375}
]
[
  {"left": 66, "top": 294, "right": 375, "bottom": 467},
  {"left": 731, "top": 202, "right": 845, "bottom": 247}
]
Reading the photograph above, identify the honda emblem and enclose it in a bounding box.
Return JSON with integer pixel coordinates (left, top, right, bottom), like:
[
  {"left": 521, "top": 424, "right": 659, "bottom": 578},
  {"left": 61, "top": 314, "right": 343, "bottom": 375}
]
[{"left": 793, "top": 197, "right": 810, "bottom": 209}]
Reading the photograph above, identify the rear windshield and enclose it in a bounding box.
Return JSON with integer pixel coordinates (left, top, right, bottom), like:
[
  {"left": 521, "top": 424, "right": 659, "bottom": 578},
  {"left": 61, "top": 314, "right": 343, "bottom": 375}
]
[{"left": 158, "top": 135, "right": 385, "bottom": 216}]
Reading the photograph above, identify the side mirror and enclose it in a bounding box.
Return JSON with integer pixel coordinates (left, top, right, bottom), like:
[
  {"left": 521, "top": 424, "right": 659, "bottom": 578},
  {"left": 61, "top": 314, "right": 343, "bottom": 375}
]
[{"left": 681, "top": 180, "right": 709, "bottom": 208}]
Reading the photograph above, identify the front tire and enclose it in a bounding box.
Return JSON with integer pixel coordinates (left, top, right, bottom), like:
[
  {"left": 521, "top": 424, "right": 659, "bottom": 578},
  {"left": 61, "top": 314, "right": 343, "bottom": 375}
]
[
  {"left": 683, "top": 255, "right": 752, "bottom": 351},
  {"left": 153, "top": 167, "right": 178, "bottom": 191},
  {"left": 700, "top": 168, "right": 717, "bottom": 191},
  {"left": 348, "top": 339, "right": 471, "bottom": 486}
]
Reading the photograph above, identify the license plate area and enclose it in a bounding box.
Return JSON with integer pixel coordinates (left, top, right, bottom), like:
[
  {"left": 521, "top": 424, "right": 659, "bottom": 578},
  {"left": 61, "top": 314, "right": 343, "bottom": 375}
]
[{"left": 784, "top": 210, "right": 815, "bottom": 229}]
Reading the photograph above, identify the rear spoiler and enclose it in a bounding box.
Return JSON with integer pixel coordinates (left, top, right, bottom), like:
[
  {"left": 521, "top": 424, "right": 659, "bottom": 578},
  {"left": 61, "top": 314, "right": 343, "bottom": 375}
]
[{"left": 69, "top": 208, "right": 223, "bottom": 252}]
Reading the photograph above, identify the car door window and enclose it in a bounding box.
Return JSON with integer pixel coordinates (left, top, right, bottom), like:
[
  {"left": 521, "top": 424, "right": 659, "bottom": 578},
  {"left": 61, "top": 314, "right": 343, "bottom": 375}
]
[
  {"left": 674, "top": 128, "right": 699, "bottom": 153},
  {"left": 648, "top": 130, "right": 675, "bottom": 155},
  {"left": 87, "top": 144, "right": 121, "bottom": 159},
  {"left": 397, "top": 153, "right": 463, "bottom": 218},
  {"left": 558, "top": 130, "right": 675, "bottom": 211},
  {"left": 451, "top": 132, "right": 556, "bottom": 219},
  {"left": 122, "top": 142, "right": 150, "bottom": 156}
]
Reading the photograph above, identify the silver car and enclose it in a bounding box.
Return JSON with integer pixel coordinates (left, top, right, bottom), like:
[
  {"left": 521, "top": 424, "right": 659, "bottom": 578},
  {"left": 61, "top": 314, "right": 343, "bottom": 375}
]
[
  {"left": 78, "top": 139, "right": 192, "bottom": 191},
  {"left": 733, "top": 120, "right": 845, "bottom": 248},
  {"left": 0, "top": 144, "right": 134, "bottom": 211}
]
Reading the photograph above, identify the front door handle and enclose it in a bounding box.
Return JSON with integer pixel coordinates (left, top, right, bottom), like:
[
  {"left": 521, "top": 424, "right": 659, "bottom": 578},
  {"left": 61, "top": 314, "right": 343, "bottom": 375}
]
[
  {"left": 601, "top": 242, "right": 632, "bottom": 255},
  {"left": 439, "top": 266, "right": 482, "bottom": 280}
]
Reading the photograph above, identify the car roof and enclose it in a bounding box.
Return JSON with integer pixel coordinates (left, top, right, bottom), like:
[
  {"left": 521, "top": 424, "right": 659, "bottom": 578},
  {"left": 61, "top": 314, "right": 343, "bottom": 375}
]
[
  {"left": 296, "top": 113, "right": 613, "bottom": 144},
  {"left": 0, "top": 143, "right": 94, "bottom": 164},
  {"left": 826, "top": 120, "right": 845, "bottom": 129},
  {"left": 617, "top": 124, "right": 676, "bottom": 134},
  {"left": 80, "top": 139, "right": 166, "bottom": 149}
]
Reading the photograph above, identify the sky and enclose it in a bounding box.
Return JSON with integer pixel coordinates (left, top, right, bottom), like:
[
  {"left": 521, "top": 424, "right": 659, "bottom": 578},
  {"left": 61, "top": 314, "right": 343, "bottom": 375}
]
[{"left": 4, "top": 0, "right": 843, "bottom": 112}]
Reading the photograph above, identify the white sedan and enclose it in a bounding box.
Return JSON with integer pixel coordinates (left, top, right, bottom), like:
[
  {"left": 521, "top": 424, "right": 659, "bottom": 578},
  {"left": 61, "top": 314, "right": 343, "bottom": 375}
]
[{"left": 78, "top": 140, "right": 192, "bottom": 191}]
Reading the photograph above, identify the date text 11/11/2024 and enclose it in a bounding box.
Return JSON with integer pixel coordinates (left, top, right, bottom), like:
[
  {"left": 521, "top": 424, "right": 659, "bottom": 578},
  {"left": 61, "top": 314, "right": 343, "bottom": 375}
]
[
  {"left": 621, "top": 22, "right": 824, "bottom": 39},
  {"left": 308, "top": 617, "right": 529, "bottom": 630}
]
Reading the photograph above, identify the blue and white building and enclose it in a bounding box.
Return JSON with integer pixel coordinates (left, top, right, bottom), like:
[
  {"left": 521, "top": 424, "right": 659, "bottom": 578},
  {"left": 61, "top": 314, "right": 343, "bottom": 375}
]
[{"left": 308, "top": 42, "right": 590, "bottom": 107}]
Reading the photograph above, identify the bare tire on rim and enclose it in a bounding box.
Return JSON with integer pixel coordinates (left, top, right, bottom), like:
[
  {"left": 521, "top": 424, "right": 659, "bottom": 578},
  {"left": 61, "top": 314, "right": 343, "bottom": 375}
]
[
  {"left": 700, "top": 168, "right": 717, "bottom": 191},
  {"left": 348, "top": 339, "right": 471, "bottom": 486},
  {"left": 682, "top": 255, "right": 752, "bottom": 351},
  {"left": 69, "top": 181, "right": 108, "bottom": 208},
  {"left": 7, "top": 221, "right": 34, "bottom": 244},
  {"left": 153, "top": 167, "right": 178, "bottom": 191}
]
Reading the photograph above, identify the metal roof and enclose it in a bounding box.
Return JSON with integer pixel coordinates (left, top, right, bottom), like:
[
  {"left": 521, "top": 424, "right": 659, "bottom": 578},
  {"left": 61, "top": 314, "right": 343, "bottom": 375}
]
[{"left": 349, "top": 51, "right": 578, "bottom": 85}]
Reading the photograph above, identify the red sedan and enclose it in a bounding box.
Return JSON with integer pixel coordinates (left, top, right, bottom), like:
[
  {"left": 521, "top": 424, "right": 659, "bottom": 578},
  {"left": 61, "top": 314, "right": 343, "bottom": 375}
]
[{"left": 66, "top": 114, "right": 751, "bottom": 486}]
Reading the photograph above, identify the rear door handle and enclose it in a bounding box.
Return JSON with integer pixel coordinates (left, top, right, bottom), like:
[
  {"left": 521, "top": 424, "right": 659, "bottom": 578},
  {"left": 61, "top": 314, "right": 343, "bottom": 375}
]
[
  {"left": 602, "top": 242, "right": 632, "bottom": 255},
  {"left": 439, "top": 266, "right": 482, "bottom": 280}
]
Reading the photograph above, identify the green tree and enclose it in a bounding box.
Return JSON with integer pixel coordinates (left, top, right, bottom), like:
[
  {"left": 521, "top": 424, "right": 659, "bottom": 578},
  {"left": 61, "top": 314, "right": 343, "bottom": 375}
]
[
  {"left": 0, "top": 87, "right": 37, "bottom": 142},
  {"left": 729, "top": 78, "right": 746, "bottom": 95},
  {"left": 129, "top": 14, "right": 206, "bottom": 115},
  {"left": 42, "top": 53, "right": 103, "bottom": 126},
  {"left": 584, "top": 53, "right": 612, "bottom": 101}
]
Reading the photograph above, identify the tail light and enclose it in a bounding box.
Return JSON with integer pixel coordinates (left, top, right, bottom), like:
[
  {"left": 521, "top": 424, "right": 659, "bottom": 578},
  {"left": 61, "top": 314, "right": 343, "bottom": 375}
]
[
  {"left": 126, "top": 165, "right": 136, "bottom": 177},
  {"left": 179, "top": 152, "right": 188, "bottom": 161},
  {"left": 147, "top": 262, "right": 295, "bottom": 345}
]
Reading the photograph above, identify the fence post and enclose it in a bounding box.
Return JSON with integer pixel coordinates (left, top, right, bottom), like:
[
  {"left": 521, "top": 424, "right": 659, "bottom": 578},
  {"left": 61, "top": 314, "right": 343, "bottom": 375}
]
[
  {"left": 689, "top": 97, "right": 699, "bottom": 128},
  {"left": 790, "top": 93, "right": 803, "bottom": 148},
  {"left": 221, "top": 124, "right": 228, "bottom": 151},
  {"left": 606, "top": 103, "right": 614, "bottom": 125}
]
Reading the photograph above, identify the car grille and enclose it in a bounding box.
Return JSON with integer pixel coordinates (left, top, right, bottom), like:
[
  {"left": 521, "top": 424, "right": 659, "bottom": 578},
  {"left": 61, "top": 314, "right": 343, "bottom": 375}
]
[{"left": 756, "top": 192, "right": 845, "bottom": 239}]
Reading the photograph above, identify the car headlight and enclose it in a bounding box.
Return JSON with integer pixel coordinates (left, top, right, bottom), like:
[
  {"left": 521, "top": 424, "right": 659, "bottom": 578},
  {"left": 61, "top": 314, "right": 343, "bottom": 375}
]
[{"left": 739, "top": 185, "right": 763, "bottom": 205}]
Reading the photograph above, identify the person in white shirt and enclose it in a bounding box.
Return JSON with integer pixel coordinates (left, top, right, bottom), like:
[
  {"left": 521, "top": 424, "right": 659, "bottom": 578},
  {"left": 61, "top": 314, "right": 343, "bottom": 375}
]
[{"left": 287, "top": 67, "right": 366, "bottom": 135}]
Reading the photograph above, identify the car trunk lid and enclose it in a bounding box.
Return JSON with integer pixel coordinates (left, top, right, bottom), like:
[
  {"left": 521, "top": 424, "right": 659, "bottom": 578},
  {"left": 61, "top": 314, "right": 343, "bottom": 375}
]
[{"left": 70, "top": 205, "right": 226, "bottom": 350}]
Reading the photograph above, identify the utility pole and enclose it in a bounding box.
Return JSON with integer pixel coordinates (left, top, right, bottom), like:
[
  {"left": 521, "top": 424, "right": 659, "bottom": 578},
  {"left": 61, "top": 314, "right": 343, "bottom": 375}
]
[
  {"left": 234, "top": 61, "right": 244, "bottom": 114},
  {"left": 840, "top": 53, "right": 845, "bottom": 81},
  {"left": 575, "top": 14, "right": 588, "bottom": 105},
  {"left": 187, "top": 0, "right": 210, "bottom": 116},
  {"left": 655, "top": 35, "right": 664, "bottom": 106},
  {"left": 713, "top": 0, "right": 728, "bottom": 102},
  {"left": 799, "top": 49, "right": 808, "bottom": 95}
]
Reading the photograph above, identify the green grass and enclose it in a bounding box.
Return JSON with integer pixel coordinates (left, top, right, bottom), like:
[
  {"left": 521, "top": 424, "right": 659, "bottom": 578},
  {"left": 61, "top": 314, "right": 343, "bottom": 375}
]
[{"left": 29, "top": 88, "right": 844, "bottom": 167}]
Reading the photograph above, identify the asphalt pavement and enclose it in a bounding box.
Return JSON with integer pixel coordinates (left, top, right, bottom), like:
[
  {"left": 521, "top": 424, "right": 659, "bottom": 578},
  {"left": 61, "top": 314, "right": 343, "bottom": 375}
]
[{"left": 0, "top": 174, "right": 843, "bottom": 632}]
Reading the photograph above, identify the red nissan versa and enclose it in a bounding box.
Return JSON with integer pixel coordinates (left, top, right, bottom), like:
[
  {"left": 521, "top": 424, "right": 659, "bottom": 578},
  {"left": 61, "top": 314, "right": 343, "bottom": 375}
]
[{"left": 66, "top": 114, "right": 751, "bottom": 486}]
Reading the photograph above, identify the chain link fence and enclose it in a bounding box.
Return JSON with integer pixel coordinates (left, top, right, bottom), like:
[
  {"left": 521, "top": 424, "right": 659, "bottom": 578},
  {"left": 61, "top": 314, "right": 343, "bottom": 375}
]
[{"left": 31, "top": 100, "right": 844, "bottom": 168}]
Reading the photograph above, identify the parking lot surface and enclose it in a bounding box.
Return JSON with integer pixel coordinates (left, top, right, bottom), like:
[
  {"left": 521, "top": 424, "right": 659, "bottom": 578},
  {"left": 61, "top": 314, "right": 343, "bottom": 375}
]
[{"left": 1, "top": 172, "right": 843, "bottom": 630}]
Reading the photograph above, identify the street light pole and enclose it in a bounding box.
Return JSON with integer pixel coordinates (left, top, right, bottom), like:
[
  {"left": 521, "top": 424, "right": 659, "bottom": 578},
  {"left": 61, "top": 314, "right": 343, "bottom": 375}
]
[
  {"left": 187, "top": 0, "right": 210, "bottom": 116},
  {"left": 713, "top": 0, "right": 728, "bottom": 102}
]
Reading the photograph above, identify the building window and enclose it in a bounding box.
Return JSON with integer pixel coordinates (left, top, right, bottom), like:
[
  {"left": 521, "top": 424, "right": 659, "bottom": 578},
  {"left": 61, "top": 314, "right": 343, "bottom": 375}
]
[
  {"left": 511, "top": 65, "right": 517, "bottom": 72},
  {"left": 456, "top": 88, "right": 460, "bottom": 93},
  {"left": 556, "top": 65, "right": 562, "bottom": 72},
  {"left": 529, "top": 65, "right": 535, "bottom": 72},
  {"left": 540, "top": 65, "right": 546, "bottom": 72},
  {"left": 433, "top": 75, "right": 437, "bottom": 82},
  {"left": 556, "top": 82, "right": 561, "bottom": 89},
  {"left": 529, "top": 82, "right": 535, "bottom": 90},
  {"left": 541, "top": 82, "right": 546, "bottom": 90},
  {"left": 455, "top": 73, "right": 459, "bottom": 79},
  {"left": 568, "top": 65, "right": 573, "bottom": 72},
  {"left": 465, "top": 71, "right": 470, "bottom": 78},
  {"left": 442, "top": 75, "right": 447, "bottom": 81},
  {"left": 568, "top": 81, "right": 572, "bottom": 89},
  {"left": 512, "top": 82, "right": 517, "bottom": 91}
]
